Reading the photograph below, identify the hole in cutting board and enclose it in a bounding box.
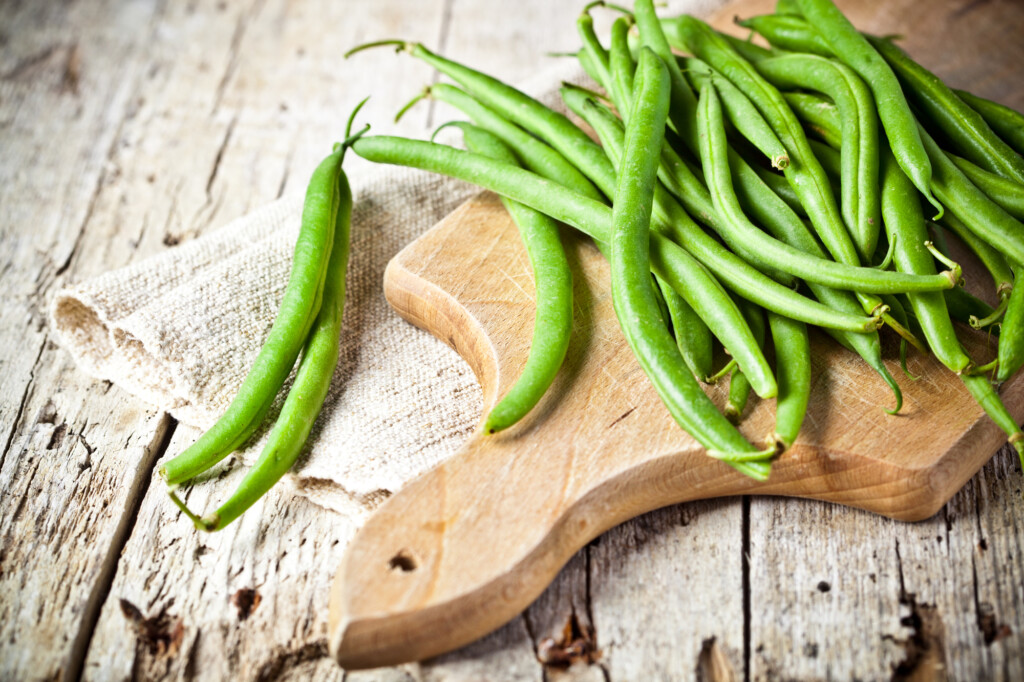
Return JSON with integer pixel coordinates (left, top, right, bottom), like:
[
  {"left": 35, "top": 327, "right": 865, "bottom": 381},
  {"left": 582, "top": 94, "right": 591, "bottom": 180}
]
[{"left": 388, "top": 549, "right": 418, "bottom": 573}]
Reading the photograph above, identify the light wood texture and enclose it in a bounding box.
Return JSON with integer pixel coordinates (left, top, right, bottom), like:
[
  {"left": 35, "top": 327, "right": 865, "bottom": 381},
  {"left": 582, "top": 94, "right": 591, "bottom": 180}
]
[{"left": 1, "top": 0, "right": 1022, "bottom": 680}]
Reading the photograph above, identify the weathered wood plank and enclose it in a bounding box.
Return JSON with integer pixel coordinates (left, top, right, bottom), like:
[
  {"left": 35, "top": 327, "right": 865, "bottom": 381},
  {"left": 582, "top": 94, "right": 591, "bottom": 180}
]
[{"left": 0, "top": 1, "right": 177, "bottom": 680}]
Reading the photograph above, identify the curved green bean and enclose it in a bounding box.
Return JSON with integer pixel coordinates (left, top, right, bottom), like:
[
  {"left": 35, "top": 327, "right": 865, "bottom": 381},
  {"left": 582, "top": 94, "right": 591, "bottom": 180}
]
[
  {"left": 451, "top": 124, "right": 574, "bottom": 434},
  {"left": 755, "top": 53, "right": 881, "bottom": 259},
  {"left": 683, "top": 57, "right": 791, "bottom": 169},
  {"left": 697, "top": 81, "right": 953, "bottom": 295}
]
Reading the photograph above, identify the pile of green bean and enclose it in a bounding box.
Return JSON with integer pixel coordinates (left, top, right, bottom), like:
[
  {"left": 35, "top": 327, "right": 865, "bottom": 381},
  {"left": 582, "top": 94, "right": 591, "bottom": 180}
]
[
  {"left": 344, "top": 0, "right": 1024, "bottom": 480},
  {"left": 165, "top": 0, "right": 1024, "bottom": 530}
]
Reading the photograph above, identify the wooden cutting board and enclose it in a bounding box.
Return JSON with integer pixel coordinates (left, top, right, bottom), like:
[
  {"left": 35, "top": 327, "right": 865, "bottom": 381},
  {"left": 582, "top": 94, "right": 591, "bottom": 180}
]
[{"left": 329, "top": 0, "right": 1024, "bottom": 670}]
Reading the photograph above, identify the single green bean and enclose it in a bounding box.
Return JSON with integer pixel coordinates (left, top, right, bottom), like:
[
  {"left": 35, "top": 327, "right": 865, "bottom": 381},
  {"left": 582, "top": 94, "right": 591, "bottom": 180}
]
[
  {"left": 767, "top": 311, "right": 811, "bottom": 450},
  {"left": 736, "top": 14, "right": 834, "bottom": 57},
  {"left": 961, "top": 373, "right": 1024, "bottom": 470},
  {"left": 657, "top": 275, "right": 715, "bottom": 380},
  {"left": 869, "top": 36, "right": 1024, "bottom": 184},
  {"left": 947, "top": 154, "right": 1024, "bottom": 221},
  {"left": 609, "top": 16, "right": 637, "bottom": 119},
  {"left": 160, "top": 146, "right": 342, "bottom": 485},
  {"left": 612, "top": 48, "right": 771, "bottom": 469},
  {"left": 450, "top": 124, "right": 574, "bottom": 434},
  {"left": 997, "top": 264, "right": 1024, "bottom": 383},
  {"left": 796, "top": 0, "right": 942, "bottom": 218},
  {"left": 880, "top": 151, "right": 971, "bottom": 373},
  {"left": 954, "top": 90, "right": 1024, "bottom": 157},
  {"left": 683, "top": 57, "right": 790, "bottom": 169}
]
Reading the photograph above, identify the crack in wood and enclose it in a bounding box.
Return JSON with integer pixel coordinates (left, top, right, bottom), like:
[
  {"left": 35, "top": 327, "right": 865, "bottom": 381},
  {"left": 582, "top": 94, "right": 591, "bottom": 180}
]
[{"left": 62, "top": 413, "right": 176, "bottom": 682}]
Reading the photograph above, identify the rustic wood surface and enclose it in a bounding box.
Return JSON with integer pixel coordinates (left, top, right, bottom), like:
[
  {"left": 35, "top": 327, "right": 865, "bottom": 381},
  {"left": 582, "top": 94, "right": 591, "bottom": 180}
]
[{"left": 0, "top": 0, "right": 1021, "bottom": 680}]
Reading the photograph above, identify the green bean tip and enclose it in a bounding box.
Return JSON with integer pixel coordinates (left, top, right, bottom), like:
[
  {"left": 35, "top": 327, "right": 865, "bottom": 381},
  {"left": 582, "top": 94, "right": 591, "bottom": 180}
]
[
  {"left": 344, "top": 39, "right": 414, "bottom": 59},
  {"left": 771, "top": 154, "right": 790, "bottom": 171}
]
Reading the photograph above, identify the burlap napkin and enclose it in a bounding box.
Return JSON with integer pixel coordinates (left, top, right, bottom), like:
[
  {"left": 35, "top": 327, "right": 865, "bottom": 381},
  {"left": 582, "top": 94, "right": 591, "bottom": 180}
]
[{"left": 49, "top": 61, "right": 595, "bottom": 520}]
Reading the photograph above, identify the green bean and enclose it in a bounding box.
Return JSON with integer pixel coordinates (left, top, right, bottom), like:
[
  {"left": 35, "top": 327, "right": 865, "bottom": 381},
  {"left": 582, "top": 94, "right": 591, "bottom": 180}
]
[
  {"left": 426, "top": 83, "right": 605, "bottom": 203},
  {"left": 880, "top": 151, "right": 971, "bottom": 373},
  {"left": 736, "top": 14, "right": 834, "bottom": 57},
  {"left": 683, "top": 57, "right": 790, "bottom": 169},
  {"left": 795, "top": 0, "right": 942, "bottom": 219},
  {"left": 160, "top": 145, "right": 344, "bottom": 485},
  {"left": 171, "top": 142, "right": 357, "bottom": 530},
  {"left": 656, "top": 275, "right": 714, "bottom": 380},
  {"left": 869, "top": 36, "right": 1024, "bottom": 185},
  {"left": 725, "top": 298, "right": 765, "bottom": 422},
  {"left": 697, "top": 81, "right": 952, "bottom": 295},
  {"left": 755, "top": 53, "right": 881, "bottom": 259},
  {"left": 954, "top": 90, "right": 1024, "bottom": 157},
  {"left": 947, "top": 154, "right": 1024, "bottom": 221},
  {"left": 996, "top": 263, "right": 1024, "bottom": 382},
  {"left": 767, "top": 312, "right": 811, "bottom": 450},
  {"left": 611, "top": 48, "right": 771, "bottom": 469},
  {"left": 448, "top": 124, "right": 574, "bottom": 434},
  {"left": 919, "top": 125, "right": 1024, "bottom": 267},
  {"left": 609, "top": 16, "right": 637, "bottom": 119},
  {"left": 634, "top": 0, "right": 700, "bottom": 146},
  {"left": 576, "top": 10, "right": 614, "bottom": 95},
  {"left": 960, "top": 374, "right": 1024, "bottom": 470}
]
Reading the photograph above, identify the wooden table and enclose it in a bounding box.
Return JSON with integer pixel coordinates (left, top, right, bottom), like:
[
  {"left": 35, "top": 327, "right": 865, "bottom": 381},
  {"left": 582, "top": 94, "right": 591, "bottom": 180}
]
[{"left": 1, "top": 0, "right": 1021, "bottom": 679}]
